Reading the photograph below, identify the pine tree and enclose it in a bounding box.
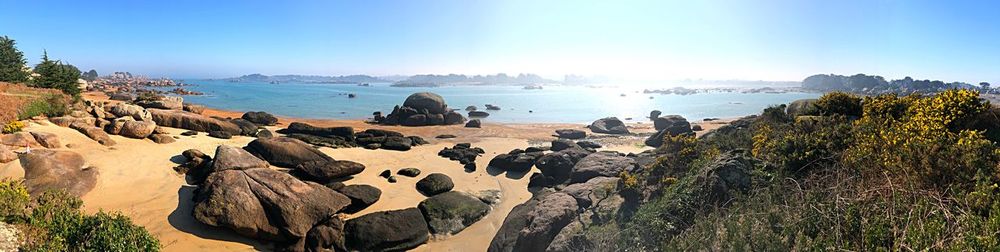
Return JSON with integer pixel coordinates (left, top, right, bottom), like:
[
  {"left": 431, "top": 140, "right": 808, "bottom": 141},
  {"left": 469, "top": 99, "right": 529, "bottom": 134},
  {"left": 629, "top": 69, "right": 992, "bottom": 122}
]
[
  {"left": 32, "top": 50, "right": 82, "bottom": 97},
  {"left": 0, "top": 36, "right": 30, "bottom": 83}
]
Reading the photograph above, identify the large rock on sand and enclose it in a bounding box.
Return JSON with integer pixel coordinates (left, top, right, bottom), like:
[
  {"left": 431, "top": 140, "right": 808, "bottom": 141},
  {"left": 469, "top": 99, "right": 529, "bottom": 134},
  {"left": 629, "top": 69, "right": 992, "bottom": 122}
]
[
  {"left": 418, "top": 191, "right": 490, "bottom": 235},
  {"left": 403, "top": 92, "right": 449, "bottom": 114},
  {"left": 416, "top": 173, "right": 454, "bottom": 196},
  {"left": 148, "top": 108, "right": 241, "bottom": 135},
  {"left": 69, "top": 122, "right": 116, "bottom": 146},
  {"left": 295, "top": 160, "right": 365, "bottom": 182},
  {"left": 19, "top": 149, "right": 97, "bottom": 197},
  {"left": 588, "top": 117, "right": 629, "bottom": 134},
  {"left": 193, "top": 168, "right": 350, "bottom": 243},
  {"left": 344, "top": 208, "right": 430, "bottom": 251},
  {"left": 244, "top": 137, "right": 334, "bottom": 168},
  {"left": 488, "top": 192, "right": 579, "bottom": 252},
  {"left": 241, "top": 111, "right": 279, "bottom": 126},
  {"left": 118, "top": 120, "right": 157, "bottom": 139}
]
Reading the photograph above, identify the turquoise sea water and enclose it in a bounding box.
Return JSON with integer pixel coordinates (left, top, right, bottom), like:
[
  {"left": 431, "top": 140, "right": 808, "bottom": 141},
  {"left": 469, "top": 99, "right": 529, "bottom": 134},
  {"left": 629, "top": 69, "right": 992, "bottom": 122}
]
[{"left": 165, "top": 80, "right": 820, "bottom": 124}]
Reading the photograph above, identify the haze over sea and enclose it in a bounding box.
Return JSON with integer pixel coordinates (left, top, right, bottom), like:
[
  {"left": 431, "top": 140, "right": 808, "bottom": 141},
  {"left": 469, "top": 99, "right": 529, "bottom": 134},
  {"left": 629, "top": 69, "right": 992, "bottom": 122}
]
[{"left": 166, "top": 80, "right": 819, "bottom": 123}]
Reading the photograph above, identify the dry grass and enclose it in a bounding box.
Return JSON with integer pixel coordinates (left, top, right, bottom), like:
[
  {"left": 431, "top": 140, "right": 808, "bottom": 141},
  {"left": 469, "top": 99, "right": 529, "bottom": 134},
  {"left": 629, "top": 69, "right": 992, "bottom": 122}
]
[{"left": 0, "top": 82, "right": 67, "bottom": 123}]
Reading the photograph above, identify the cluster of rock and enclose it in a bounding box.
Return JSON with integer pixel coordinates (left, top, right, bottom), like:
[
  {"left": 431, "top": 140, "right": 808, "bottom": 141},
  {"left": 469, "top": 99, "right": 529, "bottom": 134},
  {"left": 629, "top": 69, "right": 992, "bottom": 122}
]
[
  {"left": 644, "top": 114, "right": 694, "bottom": 147},
  {"left": 438, "top": 143, "right": 484, "bottom": 170},
  {"left": 375, "top": 92, "right": 466, "bottom": 126},
  {"left": 177, "top": 138, "right": 496, "bottom": 251},
  {"left": 276, "top": 122, "right": 429, "bottom": 151},
  {"left": 46, "top": 96, "right": 278, "bottom": 145},
  {"left": 485, "top": 144, "right": 640, "bottom": 251}
]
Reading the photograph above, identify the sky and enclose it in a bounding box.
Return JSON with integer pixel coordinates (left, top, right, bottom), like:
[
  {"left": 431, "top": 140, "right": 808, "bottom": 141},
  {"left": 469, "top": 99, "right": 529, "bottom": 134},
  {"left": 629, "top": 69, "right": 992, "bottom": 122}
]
[{"left": 1, "top": 0, "right": 999, "bottom": 83}]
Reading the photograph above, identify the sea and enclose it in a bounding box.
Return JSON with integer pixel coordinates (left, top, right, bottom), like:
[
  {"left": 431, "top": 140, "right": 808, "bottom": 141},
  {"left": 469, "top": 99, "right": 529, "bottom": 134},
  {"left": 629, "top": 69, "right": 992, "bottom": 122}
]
[{"left": 160, "top": 80, "right": 821, "bottom": 124}]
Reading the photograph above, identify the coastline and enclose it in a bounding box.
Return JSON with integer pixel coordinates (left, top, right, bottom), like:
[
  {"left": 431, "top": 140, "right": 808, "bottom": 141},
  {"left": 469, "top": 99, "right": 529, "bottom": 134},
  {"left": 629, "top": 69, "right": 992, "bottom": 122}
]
[{"left": 2, "top": 91, "right": 741, "bottom": 251}]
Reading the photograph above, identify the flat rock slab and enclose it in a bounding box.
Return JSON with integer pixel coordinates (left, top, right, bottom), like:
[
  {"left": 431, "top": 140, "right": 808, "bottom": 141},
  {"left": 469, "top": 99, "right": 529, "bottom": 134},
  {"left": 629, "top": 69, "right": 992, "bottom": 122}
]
[{"left": 19, "top": 149, "right": 97, "bottom": 197}]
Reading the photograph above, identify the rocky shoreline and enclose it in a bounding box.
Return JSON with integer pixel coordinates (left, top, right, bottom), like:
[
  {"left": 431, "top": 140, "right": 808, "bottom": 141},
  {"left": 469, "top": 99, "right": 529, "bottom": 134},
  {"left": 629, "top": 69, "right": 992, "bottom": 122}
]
[{"left": 2, "top": 90, "right": 735, "bottom": 251}]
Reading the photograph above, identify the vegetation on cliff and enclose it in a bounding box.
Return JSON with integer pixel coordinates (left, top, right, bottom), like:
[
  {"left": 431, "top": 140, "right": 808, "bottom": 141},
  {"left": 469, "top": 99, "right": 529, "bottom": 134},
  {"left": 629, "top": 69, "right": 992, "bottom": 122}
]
[{"left": 586, "top": 90, "right": 1000, "bottom": 251}]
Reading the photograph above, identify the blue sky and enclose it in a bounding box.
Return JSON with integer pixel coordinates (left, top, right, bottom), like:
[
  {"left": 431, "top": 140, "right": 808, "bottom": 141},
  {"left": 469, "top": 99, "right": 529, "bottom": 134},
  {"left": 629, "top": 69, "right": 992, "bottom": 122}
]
[{"left": 1, "top": 0, "right": 998, "bottom": 83}]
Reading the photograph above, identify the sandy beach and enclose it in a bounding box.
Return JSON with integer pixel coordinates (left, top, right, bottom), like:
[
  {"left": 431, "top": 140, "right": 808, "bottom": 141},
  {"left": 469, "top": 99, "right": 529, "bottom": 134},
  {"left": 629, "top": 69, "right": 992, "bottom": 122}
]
[{"left": 1, "top": 92, "right": 733, "bottom": 251}]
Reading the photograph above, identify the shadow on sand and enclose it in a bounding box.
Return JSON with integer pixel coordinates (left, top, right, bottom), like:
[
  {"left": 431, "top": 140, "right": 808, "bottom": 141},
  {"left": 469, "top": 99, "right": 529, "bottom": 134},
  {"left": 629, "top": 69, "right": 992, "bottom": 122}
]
[{"left": 167, "top": 185, "right": 270, "bottom": 251}]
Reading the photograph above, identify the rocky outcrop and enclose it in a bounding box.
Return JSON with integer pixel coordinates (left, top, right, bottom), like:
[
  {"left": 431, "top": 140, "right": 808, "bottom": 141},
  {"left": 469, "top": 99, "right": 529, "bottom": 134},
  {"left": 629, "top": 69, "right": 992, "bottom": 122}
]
[
  {"left": 193, "top": 168, "right": 350, "bottom": 244},
  {"left": 561, "top": 176, "right": 619, "bottom": 208},
  {"left": 416, "top": 173, "right": 454, "bottom": 196},
  {"left": 148, "top": 109, "right": 241, "bottom": 135},
  {"left": 69, "top": 122, "right": 115, "bottom": 146},
  {"left": 418, "top": 191, "right": 490, "bottom": 235},
  {"left": 588, "top": 117, "right": 629, "bottom": 134},
  {"left": 279, "top": 123, "right": 427, "bottom": 151},
  {"left": 377, "top": 92, "right": 466, "bottom": 126},
  {"left": 18, "top": 149, "right": 97, "bottom": 197},
  {"left": 241, "top": 111, "right": 278, "bottom": 126},
  {"left": 344, "top": 208, "right": 430, "bottom": 251},
  {"left": 244, "top": 137, "right": 334, "bottom": 167},
  {"left": 336, "top": 184, "right": 381, "bottom": 214},
  {"left": 554, "top": 129, "right": 586, "bottom": 139},
  {"left": 570, "top": 152, "right": 637, "bottom": 183},
  {"left": 488, "top": 192, "right": 579, "bottom": 252}
]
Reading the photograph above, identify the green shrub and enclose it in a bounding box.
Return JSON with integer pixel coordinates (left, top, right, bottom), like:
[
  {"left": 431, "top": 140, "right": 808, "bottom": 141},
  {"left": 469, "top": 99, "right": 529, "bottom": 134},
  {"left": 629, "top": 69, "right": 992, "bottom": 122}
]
[
  {"left": 0, "top": 182, "right": 160, "bottom": 251},
  {"left": 0, "top": 179, "right": 30, "bottom": 222},
  {"left": 814, "top": 91, "right": 863, "bottom": 117},
  {"left": 17, "top": 94, "right": 68, "bottom": 120}
]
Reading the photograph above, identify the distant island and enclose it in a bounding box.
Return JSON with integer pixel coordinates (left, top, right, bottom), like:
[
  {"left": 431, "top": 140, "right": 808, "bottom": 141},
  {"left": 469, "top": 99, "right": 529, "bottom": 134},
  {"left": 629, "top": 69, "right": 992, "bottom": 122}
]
[
  {"left": 221, "top": 74, "right": 387, "bottom": 84},
  {"left": 391, "top": 73, "right": 558, "bottom": 87},
  {"left": 801, "top": 73, "right": 987, "bottom": 94}
]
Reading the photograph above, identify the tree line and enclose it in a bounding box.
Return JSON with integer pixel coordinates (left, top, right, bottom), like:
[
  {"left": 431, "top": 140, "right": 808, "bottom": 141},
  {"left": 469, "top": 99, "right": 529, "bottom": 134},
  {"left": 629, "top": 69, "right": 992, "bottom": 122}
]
[{"left": 0, "top": 35, "right": 98, "bottom": 98}]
